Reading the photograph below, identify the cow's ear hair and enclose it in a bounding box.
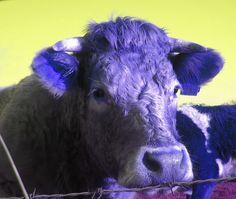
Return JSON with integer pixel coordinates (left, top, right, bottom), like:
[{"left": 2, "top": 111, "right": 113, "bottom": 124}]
[
  {"left": 32, "top": 48, "right": 79, "bottom": 97},
  {"left": 31, "top": 37, "right": 83, "bottom": 97},
  {"left": 169, "top": 39, "right": 224, "bottom": 95}
]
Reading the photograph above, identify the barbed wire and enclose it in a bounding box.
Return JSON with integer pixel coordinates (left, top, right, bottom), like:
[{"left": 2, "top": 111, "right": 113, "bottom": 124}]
[
  {"left": 0, "top": 133, "right": 236, "bottom": 199},
  {"left": 0, "top": 176, "right": 235, "bottom": 199}
]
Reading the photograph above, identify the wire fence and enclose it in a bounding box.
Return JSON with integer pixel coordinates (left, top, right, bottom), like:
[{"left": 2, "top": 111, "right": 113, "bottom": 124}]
[
  {"left": 2, "top": 176, "right": 236, "bottom": 199},
  {"left": 1, "top": 133, "right": 236, "bottom": 199}
]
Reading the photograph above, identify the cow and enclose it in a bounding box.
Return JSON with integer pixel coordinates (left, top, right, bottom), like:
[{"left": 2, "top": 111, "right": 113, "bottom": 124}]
[
  {"left": 0, "top": 17, "right": 224, "bottom": 198},
  {"left": 177, "top": 104, "right": 236, "bottom": 199},
  {"left": 105, "top": 105, "right": 236, "bottom": 199}
]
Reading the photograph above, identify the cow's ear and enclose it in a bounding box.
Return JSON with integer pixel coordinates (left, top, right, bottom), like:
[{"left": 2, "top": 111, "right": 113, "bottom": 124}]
[
  {"left": 32, "top": 37, "right": 83, "bottom": 97},
  {"left": 32, "top": 48, "right": 79, "bottom": 96},
  {"left": 169, "top": 39, "right": 224, "bottom": 95}
]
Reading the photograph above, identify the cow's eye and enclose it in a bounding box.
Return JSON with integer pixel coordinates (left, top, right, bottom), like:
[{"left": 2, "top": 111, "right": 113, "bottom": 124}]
[{"left": 92, "top": 88, "right": 106, "bottom": 101}]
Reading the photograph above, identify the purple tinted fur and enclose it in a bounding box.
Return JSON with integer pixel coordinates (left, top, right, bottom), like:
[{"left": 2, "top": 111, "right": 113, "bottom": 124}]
[
  {"left": 32, "top": 48, "right": 79, "bottom": 96},
  {"left": 86, "top": 17, "right": 170, "bottom": 52},
  {"left": 0, "top": 17, "right": 225, "bottom": 198},
  {"left": 30, "top": 17, "right": 223, "bottom": 195},
  {"left": 83, "top": 17, "right": 176, "bottom": 101},
  {"left": 172, "top": 49, "right": 224, "bottom": 95},
  {"left": 33, "top": 17, "right": 223, "bottom": 97}
]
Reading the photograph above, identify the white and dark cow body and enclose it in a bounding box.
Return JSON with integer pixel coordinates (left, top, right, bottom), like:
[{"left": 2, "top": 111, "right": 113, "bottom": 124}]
[{"left": 177, "top": 104, "right": 236, "bottom": 199}]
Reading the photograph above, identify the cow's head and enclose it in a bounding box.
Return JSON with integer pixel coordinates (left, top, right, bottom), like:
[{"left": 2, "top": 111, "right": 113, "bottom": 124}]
[{"left": 32, "top": 17, "right": 223, "bottom": 191}]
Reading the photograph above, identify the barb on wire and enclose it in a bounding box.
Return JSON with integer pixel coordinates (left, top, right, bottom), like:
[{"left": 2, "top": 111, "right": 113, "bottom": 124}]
[{"left": 91, "top": 188, "right": 103, "bottom": 199}]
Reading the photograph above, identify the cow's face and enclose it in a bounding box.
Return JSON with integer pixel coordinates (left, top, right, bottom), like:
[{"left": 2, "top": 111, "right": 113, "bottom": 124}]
[
  {"left": 83, "top": 50, "right": 191, "bottom": 187},
  {"left": 32, "top": 18, "right": 224, "bottom": 190}
]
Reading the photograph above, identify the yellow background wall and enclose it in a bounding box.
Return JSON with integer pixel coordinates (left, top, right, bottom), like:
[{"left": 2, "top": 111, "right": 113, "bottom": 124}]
[{"left": 0, "top": 0, "right": 235, "bottom": 105}]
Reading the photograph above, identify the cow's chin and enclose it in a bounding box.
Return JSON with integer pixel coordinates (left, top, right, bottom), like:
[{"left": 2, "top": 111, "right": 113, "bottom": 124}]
[
  {"left": 118, "top": 173, "right": 192, "bottom": 198},
  {"left": 118, "top": 169, "right": 192, "bottom": 189},
  {"left": 134, "top": 186, "right": 192, "bottom": 199},
  {"left": 134, "top": 187, "right": 179, "bottom": 198}
]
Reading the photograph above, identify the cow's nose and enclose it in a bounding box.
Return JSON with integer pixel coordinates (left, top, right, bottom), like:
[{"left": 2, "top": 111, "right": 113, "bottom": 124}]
[
  {"left": 142, "top": 145, "right": 192, "bottom": 181},
  {"left": 143, "top": 146, "right": 183, "bottom": 172}
]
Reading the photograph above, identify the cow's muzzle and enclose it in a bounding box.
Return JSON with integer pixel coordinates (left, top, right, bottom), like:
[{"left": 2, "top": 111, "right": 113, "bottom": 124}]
[
  {"left": 142, "top": 145, "right": 193, "bottom": 182},
  {"left": 118, "top": 144, "right": 193, "bottom": 188}
]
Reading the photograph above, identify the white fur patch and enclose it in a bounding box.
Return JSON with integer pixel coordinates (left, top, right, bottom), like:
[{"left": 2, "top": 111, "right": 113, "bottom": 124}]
[
  {"left": 216, "top": 158, "right": 223, "bottom": 176},
  {"left": 179, "top": 105, "right": 212, "bottom": 153},
  {"left": 218, "top": 157, "right": 236, "bottom": 177}
]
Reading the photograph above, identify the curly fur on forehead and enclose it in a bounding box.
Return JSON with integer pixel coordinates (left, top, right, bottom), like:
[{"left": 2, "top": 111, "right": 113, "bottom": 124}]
[
  {"left": 85, "top": 17, "right": 171, "bottom": 54},
  {"left": 82, "top": 17, "right": 176, "bottom": 90}
]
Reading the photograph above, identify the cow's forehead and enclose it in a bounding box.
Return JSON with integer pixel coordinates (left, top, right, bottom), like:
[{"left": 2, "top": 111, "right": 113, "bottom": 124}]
[
  {"left": 84, "top": 17, "right": 178, "bottom": 94},
  {"left": 89, "top": 50, "right": 177, "bottom": 94},
  {"left": 85, "top": 17, "right": 171, "bottom": 54}
]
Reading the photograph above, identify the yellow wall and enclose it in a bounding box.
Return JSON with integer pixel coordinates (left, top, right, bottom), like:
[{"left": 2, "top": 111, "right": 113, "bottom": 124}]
[{"left": 0, "top": 0, "right": 235, "bottom": 105}]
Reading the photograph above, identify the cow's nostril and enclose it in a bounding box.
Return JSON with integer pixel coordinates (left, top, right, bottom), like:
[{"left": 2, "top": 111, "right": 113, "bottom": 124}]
[{"left": 142, "top": 152, "right": 162, "bottom": 172}]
